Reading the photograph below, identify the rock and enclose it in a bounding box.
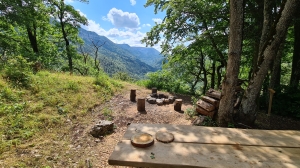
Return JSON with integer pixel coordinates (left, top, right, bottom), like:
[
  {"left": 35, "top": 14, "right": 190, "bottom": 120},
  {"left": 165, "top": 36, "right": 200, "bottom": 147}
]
[
  {"left": 156, "top": 99, "right": 164, "bottom": 105},
  {"left": 158, "top": 93, "right": 166, "bottom": 98},
  {"left": 168, "top": 96, "right": 176, "bottom": 103},
  {"left": 90, "top": 120, "right": 114, "bottom": 138},
  {"left": 164, "top": 98, "right": 170, "bottom": 104},
  {"left": 192, "top": 116, "right": 206, "bottom": 126},
  {"left": 150, "top": 93, "right": 158, "bottom": 98},
  {"left": 147, "top": 97, "right": 157, "bottom": 104},
  {"left": 146, "top": 96, "right": 152, "bottom": 101}
]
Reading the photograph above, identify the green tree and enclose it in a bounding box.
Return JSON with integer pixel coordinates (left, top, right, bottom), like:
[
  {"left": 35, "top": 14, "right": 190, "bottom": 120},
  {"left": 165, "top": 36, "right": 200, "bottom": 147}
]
[
  {"left": 0, "top": 0, "right": 60, "bottom": 67},
  {"left": 238, "top": 0, "right": 300, "bottom": 125},
  {"left": 142, "top": 0, "right": 229, "bottom": 92},
  {"left": 144, "top": 0, "right": 300, "bottom": 125},
  {"left": 50, "top": 0, "right": 88, "bottom": 74}
]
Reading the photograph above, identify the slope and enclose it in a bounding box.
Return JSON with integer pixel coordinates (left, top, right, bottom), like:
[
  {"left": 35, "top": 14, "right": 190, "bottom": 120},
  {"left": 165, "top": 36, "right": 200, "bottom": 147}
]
[
  {"left": 117, "top": 44, "right": 164, "bottom": 70},
  {"left": 79, "top": 28, "right": 158, "bottom": 78}
]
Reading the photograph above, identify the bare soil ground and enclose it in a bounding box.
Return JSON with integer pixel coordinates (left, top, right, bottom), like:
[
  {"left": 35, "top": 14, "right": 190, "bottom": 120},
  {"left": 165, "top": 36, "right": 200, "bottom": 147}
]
[{"left": 66, "top": 83, "right": 194, "bottom": 168}]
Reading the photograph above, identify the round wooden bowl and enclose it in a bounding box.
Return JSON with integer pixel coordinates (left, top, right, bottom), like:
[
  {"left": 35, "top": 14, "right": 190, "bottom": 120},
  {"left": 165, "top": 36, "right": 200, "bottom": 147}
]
[{"left": 131, "top": 132, "right": 154, "bottom": 148}]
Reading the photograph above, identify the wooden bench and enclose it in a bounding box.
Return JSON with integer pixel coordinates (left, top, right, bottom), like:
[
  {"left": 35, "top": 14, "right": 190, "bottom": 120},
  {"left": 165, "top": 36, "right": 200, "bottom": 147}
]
[{"left": 108, "top": 124, "right": 300, "bottom": 168}]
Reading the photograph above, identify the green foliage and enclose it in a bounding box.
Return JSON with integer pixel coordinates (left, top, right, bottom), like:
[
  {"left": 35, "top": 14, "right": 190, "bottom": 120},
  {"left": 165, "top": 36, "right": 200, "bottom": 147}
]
[
  {"left": 65, "top": 81, "right": 80, "bottom": 92},
  {"left": 184, "top": 107, "right": 196, "bottom": 119},
  {"left": 137, "top": 69, "right": 190, "bottom": 94},
  {"left": 2, "top": 56, "right": 32, "bottom": 88},
  {"left": 102, "top": 107, "right": 113, "bottom": 121},
  {"left": 0, "top": 87, "right": 18, "bottom": 102},
  {"left": 228, "top": 122, "right": 235, "bottom": 128},
  {"left": 202, "top": 116, "right": 218, "bottom": 127},
  {"left": 0, "top": 71, "right": 121, "bottom": 156},
  {"left": 94, "top": 71, "right": 122, "bottom": 100},
  {"left": 112, "top": 72, "right": 134, "bottom": 82},
  {"left": 260, "top": 85, "right": 300, "bottom": 118}
]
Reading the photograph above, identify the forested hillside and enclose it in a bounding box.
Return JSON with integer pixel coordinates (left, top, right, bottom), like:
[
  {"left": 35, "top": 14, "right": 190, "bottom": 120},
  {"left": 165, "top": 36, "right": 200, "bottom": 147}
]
[
  {"left": 117, "top": 44, "right": 164, "bottom": 70},
  {"left": 79, "top": 28, "right": 162, "bottom": 78}
]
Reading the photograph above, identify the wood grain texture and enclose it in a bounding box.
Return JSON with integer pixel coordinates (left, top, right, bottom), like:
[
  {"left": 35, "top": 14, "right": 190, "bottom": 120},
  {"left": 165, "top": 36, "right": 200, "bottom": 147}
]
[
  {"left": 109, "top": 124, "right": 300, "bottom": 167},
  {"left": 201, "top": 96, "right": 219, "bottom": 108},
  {"left": 109, "top": 140, "right": 300, "bottom": 168},
  {"left": 123, "top": 124, "right": 300, "bottom": 147},
  {"left": 196, "top": 99, "right": 215, "bottom": 111}
]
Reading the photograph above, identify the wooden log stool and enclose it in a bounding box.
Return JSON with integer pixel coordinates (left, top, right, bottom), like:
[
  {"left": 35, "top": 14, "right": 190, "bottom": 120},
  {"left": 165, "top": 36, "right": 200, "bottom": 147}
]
[
  {"left": 137, "top": 98, "right": 145, "bottom": 112},
  {"left": 130, "top": 89, "right": 136, "bottom": 102},
  {"left": 174, "top": 99, "right": 182, "bottom": 111},
  {"left": 152, "top": 87, "right": 157, "bottom": 94}
]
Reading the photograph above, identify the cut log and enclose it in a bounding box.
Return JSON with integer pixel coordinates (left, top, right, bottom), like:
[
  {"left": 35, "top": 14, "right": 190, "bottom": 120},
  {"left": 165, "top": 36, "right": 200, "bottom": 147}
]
[
  {"left": 197, "top": 100, "right": 215, "bottom": 112},
  {"left": 155, "top": 131, "right": 174, "bottom": 143},
  {"left": 196, "top": 106, "right": 215, "bottom": 118},
  {"left": 201, "top": 96, "right": 219, "bottom": 108},
  {"left": 130, "top": 89, "right": 136, "bottom": 102},
  {"left": 137, "top": 98, "right": 145, "bottom": 112},
  {"left": 131, "top": 132, "right": 154, "bottom": 148},
  {"left": 206, "top": 88, "right": 222, "bottom": 100},
  {"left": 174, "top": 99, "right": 182, "bottom": 111},
  {"left": 152, "top": 87, "right": 157, "bottom": 94},
  {"left": 168, "top": 96, "right": 176, "bottom": 103}
]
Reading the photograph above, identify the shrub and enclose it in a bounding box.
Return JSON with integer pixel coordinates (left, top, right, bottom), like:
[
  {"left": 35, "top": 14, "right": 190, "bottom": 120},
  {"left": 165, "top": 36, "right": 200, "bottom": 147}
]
[
  {"left": 2, "top": 56, "right": 32, "bottom": 88},
  {"left": 112, "top": 72, "right": 133, "bottom": 82},
  {"left": 184, "top": 107, "right": 196, "bottom": 119},
  {"left": 137, "top": 70, "right": 190, "bottom": 94}
]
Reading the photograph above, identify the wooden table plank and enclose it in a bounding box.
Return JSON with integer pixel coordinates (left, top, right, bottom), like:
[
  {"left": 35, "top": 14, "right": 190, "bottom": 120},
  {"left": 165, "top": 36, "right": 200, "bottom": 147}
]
[
  {"left": 123, "top": 124, "right": 300, "bottom": 147},
  {"left": 109, "top": 140, "right": 300, "bottom": 168}
]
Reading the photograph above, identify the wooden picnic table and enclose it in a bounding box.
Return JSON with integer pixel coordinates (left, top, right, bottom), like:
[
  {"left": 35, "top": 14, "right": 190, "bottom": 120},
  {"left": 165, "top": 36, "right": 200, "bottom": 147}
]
[{"left": 108, "top": 124, "right": 300, "bottom": 168}]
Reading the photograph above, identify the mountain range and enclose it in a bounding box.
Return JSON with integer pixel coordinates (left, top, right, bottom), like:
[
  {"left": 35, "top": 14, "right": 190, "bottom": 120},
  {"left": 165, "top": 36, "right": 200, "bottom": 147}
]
[{"left": 78, "top": 28, "right": 163, "bottom": 78}]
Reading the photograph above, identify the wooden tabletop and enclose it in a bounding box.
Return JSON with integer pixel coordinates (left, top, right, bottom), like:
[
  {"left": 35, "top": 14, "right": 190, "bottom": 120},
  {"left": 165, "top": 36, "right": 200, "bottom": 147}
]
[{"left": 108, "top": 124, "right": 300, "bottom": 168}]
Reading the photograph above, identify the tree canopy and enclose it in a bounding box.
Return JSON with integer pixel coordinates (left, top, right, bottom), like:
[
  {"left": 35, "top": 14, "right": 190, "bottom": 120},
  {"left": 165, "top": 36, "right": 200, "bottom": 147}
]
[{"left": 143, "top": 0, "right": 300, "bottom": 125}]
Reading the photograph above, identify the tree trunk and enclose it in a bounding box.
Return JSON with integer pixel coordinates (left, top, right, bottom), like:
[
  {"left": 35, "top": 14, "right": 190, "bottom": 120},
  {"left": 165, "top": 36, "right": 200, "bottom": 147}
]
[
  {"left": 239, "top": 0, "right": 300, "bottom": 126},
  {"left": 249, "top": 0, "right": 264, "bottom": 80},
  {"left": 257, "top": 0, "right": 273, "bottom": 61},
  {"left": 26, "top": 26, "right": 39, "bottom": 54},
  {"left": 59, "top": 10, "right": 72, "bottom": 74},
  {"left": 211, "top": 60, "right": 216, "bottom": 89},
  {"left": 269, "top": 42, "right": 284, "bottom": 89},
  {"left": 216, "top": 63, "right": 224, "bottom": 89},
  {"left": 217, "top": 0, "right": 244, "bottom": 127},
  {"left": 290, "top": 9, "right": 300, "bottom": 89}
]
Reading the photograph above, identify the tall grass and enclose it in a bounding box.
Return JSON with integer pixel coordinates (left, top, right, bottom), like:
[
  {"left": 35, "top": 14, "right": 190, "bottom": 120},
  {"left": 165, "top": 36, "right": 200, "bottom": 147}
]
[{"left": 0, "top": 70, "right": 122, "bottom": 156}]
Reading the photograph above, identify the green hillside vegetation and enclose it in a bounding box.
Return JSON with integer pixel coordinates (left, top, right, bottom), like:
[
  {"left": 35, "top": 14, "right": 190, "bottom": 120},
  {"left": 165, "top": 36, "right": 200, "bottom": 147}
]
[
  {"left": 79, "top": 28, "right": 160, "bottom": 79},
  {"left": 0, "top": 58, "right": 122, "bottom": 160},
  {"left": 117, "top": 44, "right": 164, "bottom": 70}
]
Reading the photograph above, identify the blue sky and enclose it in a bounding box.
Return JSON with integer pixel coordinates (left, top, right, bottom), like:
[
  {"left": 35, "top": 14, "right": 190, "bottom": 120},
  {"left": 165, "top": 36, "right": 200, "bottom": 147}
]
[{"left": 66, "top": 0, "right": 165, "bottom": 51}]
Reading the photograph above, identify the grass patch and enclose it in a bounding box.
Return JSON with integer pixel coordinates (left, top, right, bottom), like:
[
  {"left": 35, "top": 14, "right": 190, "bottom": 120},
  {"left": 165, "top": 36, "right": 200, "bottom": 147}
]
[{"left": 0, "top": 70, "right": 122, "bottom": 166}]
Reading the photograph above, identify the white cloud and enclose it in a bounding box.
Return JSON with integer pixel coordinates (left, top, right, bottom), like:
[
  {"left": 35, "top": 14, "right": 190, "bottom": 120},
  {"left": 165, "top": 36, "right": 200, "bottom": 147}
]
[
  {"left": 152, "top": 18, "right": 162, "bottom": 24},
  {"left": 79, "top": 11, "right": 161, "bottom": 51},
  {"left": 130, "top": 0, "right": 136, "bottom": 6},
  {"left": 82, "top": 20, "right": 107, "bottom": 35},
  {"left": 83, "top": 19, "right": 145, "bottom": 47},
  {"left": 107, "top": 8, "right": 140, "bottom": 28},
  {"left": 142, "top": 23, "right": 151, "bottom": 27}
]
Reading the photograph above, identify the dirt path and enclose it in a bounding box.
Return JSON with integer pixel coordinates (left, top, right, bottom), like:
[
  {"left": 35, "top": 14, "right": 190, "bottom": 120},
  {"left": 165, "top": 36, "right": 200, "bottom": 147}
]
[{"left": 69, "top": 83, "right": 193, "bottom": 168}]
